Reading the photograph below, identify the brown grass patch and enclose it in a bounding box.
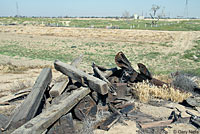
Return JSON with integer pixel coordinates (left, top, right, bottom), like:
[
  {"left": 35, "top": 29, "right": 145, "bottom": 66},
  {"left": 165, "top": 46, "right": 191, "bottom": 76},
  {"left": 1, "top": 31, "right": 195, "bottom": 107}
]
[
  {"left": 0, "top": 62, "right": 52, "bottom": 74},
  {"left": 0, "top": 63, "right": 28, "bottom": 74},
  {"left": 131, "top": 81, "right": 192, "bottom": 103}
]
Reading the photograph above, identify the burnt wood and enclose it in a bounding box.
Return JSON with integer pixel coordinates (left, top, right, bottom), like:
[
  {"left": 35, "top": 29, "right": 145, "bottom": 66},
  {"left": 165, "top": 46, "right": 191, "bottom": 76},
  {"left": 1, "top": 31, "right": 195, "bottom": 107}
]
[
  {"left": 99, "top": 112, "right": 120, "bottom": 131},
  {"left": 74, "top": 95, "right": 97, "bottom": 121}
]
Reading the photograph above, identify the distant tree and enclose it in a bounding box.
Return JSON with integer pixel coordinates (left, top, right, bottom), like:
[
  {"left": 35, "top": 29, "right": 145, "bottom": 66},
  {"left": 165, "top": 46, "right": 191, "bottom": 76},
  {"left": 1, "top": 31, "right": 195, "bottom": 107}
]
[
  {"left": 122, "top": 10, "right": 130, "bottom": 19},
  {"left": 150, "top": 5, "right": 161, "bottom": 25},
  {"left": 151, "top": 4, "right": 160, "bottom": 16}
]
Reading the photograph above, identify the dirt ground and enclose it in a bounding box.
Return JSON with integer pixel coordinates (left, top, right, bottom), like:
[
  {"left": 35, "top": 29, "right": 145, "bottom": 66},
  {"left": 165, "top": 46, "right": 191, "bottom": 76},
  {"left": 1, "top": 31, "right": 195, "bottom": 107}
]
[{"left": 0, "top": 25, "right": 200, "bottom": 133}]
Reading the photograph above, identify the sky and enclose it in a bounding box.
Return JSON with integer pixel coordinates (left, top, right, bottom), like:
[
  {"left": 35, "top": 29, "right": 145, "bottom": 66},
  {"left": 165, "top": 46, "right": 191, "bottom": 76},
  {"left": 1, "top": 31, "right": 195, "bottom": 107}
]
[{"left": 0, "top": 0, "right": 199, "bottom": 18}]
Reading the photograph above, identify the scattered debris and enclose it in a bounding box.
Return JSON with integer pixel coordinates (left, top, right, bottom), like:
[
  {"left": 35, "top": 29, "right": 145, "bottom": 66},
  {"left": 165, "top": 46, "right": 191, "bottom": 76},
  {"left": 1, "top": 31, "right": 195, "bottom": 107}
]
[{"left": 0, "top": 51, "right": 200, "bottom": 134}]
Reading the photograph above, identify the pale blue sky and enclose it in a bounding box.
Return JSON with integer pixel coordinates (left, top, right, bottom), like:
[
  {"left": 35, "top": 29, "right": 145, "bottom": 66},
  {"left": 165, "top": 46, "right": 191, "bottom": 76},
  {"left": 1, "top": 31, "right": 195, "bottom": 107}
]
[{"left": 0, "top": 0, "right": 199, "bottom": 17}]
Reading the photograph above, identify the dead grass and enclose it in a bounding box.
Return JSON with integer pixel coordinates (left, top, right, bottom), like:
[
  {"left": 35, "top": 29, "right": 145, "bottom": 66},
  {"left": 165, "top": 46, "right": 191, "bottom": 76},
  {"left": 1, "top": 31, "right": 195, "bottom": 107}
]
[
  {"left": 131, "top": 81, "right": 192, "bottom": 103},
  {"left": 0, "top": 62, "right": 52, "bottom": 74},
  {"left": 0, "top": 63, "right": 28, "bottom": 74}
]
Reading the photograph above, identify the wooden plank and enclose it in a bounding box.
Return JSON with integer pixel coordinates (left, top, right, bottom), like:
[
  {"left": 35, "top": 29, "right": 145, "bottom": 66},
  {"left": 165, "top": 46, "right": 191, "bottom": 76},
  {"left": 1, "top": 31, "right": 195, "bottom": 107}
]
[
  {"left": 47, "top": 113, "right": 75, "bottom": 134},
  {"left": 0, "top": 92, "right": 29, "bottom": 104},
  {"left": 14, "top": 87, "right": 31, "bottom": 96},
  {"left": 11, "top": 87, "right": 91, "bottom": 134},
  {"left": 139, "top": 119, "right": 173, "bottom": 129},
  {"left": 0, "top": 114, "right": 8, "bottom": 129},
  {"left": 49, "top": 79, "right": 69, "bottom": 98},
  {"left": 99, "top": 113, "right": 120, "bottom": 131},
  {"left": 54, "top": 60, "right": 108, "bottom": 95},
  {"left": 4, "top": 68, "right": 52, "bottom": 130},
  {"left": 92, "top": 63, "right": 116, "bottom": 95}
]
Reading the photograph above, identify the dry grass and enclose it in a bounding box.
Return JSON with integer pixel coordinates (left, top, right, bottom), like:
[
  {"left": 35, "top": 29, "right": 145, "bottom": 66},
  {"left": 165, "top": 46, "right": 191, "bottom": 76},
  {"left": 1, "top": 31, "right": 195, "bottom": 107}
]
[
  {"left": 0, "top": 62, "right": 52, "bottom": 74},
  {"left": 0, "top": 63, "right": 28, "bottom": 74},
  {"left": 131, "top": 81, "right": 192, "bottom": 103}
]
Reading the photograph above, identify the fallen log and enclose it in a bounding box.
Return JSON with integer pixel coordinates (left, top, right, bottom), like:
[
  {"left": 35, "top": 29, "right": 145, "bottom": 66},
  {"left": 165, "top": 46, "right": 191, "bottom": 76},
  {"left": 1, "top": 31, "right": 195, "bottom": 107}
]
[
  {"left": 3, "top": 68, "right": 52, "bottom": 130},
  {"left": 47, "top": 113, "right": 75, "bottom": 134},
  {"left": 49, "top": 79, "right": 69, "bottom": 98},
  {"left": 14, "top": 88, "right": 31, "bottom": 96},
  {"left": 99, "top": 103, "right": 134, "bottom": 130},
  {"left": 99, "top": 112, "right": 120, "bottom": 131},
  {"left": 0, "top": 92, "right": 29, "bottom": 105},
  {"left": 11, "top": 87, "right": 91, "bottom": 134},
  {"left": 54, "top": 60, "right": 108, "bottom": 95},
  {"left": 139, "top": 119, "right": 173, "bottom": 129},
  {"left": 92, "top": 63, "right": 116, "bottom": 95}
]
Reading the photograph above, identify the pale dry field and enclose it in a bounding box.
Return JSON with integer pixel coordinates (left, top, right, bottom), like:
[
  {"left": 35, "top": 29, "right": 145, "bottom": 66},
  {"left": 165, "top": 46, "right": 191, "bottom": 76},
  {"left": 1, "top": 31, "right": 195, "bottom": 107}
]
[{"left": 0, "top": 25, "right": 200, "bottom": 133}]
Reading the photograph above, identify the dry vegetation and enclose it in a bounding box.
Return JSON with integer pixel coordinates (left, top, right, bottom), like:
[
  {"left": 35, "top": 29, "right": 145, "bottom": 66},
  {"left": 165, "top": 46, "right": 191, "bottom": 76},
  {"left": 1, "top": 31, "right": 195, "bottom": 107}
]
[{"left": 131, "top": 81, "right": 192, "bottom": 103}]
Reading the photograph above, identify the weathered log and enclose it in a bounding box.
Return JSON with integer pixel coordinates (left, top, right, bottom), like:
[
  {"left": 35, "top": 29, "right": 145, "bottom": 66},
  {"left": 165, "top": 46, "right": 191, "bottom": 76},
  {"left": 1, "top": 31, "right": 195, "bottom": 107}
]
[
  {"left": 0, "top": 114, "right": 8, "bottom": 132},
  {"left": 0, "top": 92, "right": 29, "bottom": 105},
  {"left": 99, "top": 112, "right": 120, "bottom": 131},
  {"left": 74, "top": 95, "right": 97, "bottom": 120},
  {"left": 54, "top": 60, "right": 108, "bottom": 95},
  {"left": 11, "top": 87, "right": 91, "bottom": 134},
  {"left": 139, "top": 119, "right": 173, "bottom": 129},
  {"left": 47, "top": 113, "right": 75, "bottom": 134},
  {"left": 4, "top": 68, "right": 52, "bottom": 130},
  {"left": 49, "top": 79, "right": 69, "bottom": 98},
  {"left": 99, "top": 103, "right": 134, "bottom": 131},
  {"left": 92, "top": 63, "right": 116, "bottom": 95},
  {"left": 14, "top": 88, "right": 31, "bottom": 96},
  {"left": 93, "top": 64, "right": 118, "bottom": 78}
]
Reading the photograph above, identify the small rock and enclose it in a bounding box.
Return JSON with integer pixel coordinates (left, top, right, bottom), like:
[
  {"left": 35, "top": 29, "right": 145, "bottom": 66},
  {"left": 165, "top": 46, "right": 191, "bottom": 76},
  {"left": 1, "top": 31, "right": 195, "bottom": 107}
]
[
  {"left": 193, "top": 55, "right": 198, "bottom": 60},
  {"left": 71, "top": 46, "right": 77, "bottom": 48}
]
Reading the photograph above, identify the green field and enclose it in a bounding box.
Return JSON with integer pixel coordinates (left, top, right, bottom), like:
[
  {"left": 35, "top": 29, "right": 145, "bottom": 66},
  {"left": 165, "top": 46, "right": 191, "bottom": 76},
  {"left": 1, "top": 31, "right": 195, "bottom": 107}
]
[
  {"left": 1, "top": 17, "right": 200, "bottom": 31},
  {"left": 0, "top": 17, "right": 200, "bottom": 76}
]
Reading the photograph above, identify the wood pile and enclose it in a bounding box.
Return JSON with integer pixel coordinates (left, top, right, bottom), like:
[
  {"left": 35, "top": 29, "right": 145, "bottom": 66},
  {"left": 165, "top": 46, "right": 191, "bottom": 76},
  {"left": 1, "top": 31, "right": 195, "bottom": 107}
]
[{"left": 0, "top": 51, "right": 200, "bottom": 134}]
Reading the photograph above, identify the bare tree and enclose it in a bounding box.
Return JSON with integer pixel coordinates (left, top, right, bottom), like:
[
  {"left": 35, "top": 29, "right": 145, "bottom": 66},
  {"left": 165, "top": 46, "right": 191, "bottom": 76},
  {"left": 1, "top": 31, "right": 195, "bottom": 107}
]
[
  {"left": 149, "top": 5, "right": 161, "bottom": 25},
  {"left": 151, "top": 4, "right": 160, "bottom": 16},
  {"left": 122, "top": 10, "right": 130, "bottom": 19}
]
